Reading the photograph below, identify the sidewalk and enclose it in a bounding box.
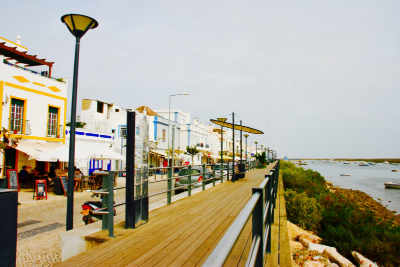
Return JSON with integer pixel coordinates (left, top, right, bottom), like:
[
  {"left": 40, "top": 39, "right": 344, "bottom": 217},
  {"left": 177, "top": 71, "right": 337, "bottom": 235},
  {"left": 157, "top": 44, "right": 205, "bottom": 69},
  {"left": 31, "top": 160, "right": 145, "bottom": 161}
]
[{"left": 15, "top": 174, "right": 213, "bottom": 266}]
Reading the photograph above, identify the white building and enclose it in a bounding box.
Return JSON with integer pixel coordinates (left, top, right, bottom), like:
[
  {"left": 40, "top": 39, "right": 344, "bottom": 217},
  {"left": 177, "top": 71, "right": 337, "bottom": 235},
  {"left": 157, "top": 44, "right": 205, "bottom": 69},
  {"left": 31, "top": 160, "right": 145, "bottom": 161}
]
[
  {"left": 80, "top": 98, "right": 149, "bottom": 172},
  {"left": 0, "top": 35, "right": 68, "bottom": 182}
]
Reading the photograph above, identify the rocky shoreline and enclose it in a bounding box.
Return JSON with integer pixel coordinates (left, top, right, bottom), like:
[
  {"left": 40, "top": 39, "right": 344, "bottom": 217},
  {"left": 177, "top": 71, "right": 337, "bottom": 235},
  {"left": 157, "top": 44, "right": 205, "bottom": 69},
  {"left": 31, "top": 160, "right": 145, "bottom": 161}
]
[
  {"left": 326, "top": 182, "right": 400, "bottom": 226},
  {"left": 288, "top": 221, "right": 378, "bottom": 267},
  {"left": 288, "top": 182, "right": 398, "bottom": 266}
]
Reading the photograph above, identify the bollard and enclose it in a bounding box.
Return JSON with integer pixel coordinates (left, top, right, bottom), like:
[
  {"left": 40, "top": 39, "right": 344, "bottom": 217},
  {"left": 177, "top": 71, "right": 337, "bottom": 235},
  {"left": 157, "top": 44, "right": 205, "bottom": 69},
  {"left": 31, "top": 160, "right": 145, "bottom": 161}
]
[
  {"left": 188, "top": 165, "right": 192, "bottom": 197},
  {"left": 0, "top": 189, "right": 17, "bottom": 266}
]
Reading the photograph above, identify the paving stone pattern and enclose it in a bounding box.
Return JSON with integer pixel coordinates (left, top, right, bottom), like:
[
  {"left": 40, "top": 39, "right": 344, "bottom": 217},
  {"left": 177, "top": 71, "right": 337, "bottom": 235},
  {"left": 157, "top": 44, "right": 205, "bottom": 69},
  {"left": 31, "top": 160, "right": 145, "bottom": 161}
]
[
  {"left": 18, "top": 223, "right": 64, "bottom": 239},
  {"left": 16, "top": 176, "right": 169, "bottom": 266}
]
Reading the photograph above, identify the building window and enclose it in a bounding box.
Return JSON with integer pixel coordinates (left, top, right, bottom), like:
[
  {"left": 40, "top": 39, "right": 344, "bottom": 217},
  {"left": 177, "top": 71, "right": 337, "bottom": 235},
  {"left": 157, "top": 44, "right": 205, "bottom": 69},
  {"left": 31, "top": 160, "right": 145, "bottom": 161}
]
[
  {"left": 162, "top": 129, "right": 166, "bottom": 142},
  {"left": 10, "top": 98, "right": 24, "bottom": 134},
  {"left": 47, "top": 106, "right": 59, "bottom": 137},
  {"left": 97, "top": 101, "right": 104, "bottom": 113},
  {"left": 120, "top": 126, "right": 127, "bottom": 138}
]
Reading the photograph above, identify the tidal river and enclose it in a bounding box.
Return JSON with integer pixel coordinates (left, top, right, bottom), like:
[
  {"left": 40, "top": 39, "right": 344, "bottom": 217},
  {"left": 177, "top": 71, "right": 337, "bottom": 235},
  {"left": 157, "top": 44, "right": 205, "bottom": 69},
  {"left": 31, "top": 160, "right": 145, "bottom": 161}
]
[{"left": 302, "top": 160, "right": 400, "bottom": 214}]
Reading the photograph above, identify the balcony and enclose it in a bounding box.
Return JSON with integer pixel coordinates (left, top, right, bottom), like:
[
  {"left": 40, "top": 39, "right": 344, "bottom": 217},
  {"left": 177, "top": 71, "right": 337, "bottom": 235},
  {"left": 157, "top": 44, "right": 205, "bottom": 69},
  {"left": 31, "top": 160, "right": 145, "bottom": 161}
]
[
  {"left": 47, "top": 124, "right": 64, "bottom": 138},
  {"left": 3, "top": 60, "right": 65, "bottom": 83}
]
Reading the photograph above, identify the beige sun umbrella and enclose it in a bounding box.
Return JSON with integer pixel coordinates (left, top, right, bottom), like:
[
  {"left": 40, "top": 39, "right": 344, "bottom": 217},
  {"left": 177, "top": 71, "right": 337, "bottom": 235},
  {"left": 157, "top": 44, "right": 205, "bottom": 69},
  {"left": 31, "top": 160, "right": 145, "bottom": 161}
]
[{"left": 136, "top": 106, "right": 159, "bottom": 116}]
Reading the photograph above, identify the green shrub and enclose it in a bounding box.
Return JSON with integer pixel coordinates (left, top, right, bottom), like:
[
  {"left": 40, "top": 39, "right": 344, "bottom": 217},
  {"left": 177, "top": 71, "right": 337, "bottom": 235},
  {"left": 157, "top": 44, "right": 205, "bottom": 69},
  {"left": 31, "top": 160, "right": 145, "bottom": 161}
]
[
  {"left": 281, "top": 160, "right": 400, "bottom": 266},
  {"left": 281, "top": 161, "right": 328, "bottom": 197},
  {"left": 285, "top": 189, "right": 322, "bottom": 231}
]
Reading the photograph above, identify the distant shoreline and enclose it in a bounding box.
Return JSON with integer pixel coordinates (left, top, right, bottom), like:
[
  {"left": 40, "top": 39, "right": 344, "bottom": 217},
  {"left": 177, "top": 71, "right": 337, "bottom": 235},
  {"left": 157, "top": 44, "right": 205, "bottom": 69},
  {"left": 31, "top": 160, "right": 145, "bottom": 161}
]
[{"left": 292, "top": 158, "right": 400, "bottom": 163}]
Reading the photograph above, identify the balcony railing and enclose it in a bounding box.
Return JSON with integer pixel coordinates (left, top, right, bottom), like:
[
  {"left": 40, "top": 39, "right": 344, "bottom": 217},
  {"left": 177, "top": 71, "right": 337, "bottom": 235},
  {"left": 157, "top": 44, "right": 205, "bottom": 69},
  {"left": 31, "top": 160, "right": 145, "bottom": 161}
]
[
  {"left": 3, "top": 60, "right": 65, "bottom": 83},
  {"left": 47, "top": 124, "right": 64, "bottom": 138},
  {"left": 8, "top": 119, "right": 64, "bottom": 138}
]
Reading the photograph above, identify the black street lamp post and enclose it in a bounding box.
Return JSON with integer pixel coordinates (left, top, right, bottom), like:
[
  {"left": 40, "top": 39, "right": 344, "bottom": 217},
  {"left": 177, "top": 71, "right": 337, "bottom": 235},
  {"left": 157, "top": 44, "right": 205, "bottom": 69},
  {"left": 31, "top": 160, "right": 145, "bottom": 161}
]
[
  {"left": 232, "top": 112, "right": 235, "bottom": 180},
  {"left": 244, "top": 134, "right": 249, "bottom": 162},
  {"left": 217, "top": 118, "right": 227, "bottom": 166},
  {"left": 240, "top": 120, "right": 243, "bottom": 162},
  {"left": 61, "top": 14, "right": 98, "bottom": 231}
]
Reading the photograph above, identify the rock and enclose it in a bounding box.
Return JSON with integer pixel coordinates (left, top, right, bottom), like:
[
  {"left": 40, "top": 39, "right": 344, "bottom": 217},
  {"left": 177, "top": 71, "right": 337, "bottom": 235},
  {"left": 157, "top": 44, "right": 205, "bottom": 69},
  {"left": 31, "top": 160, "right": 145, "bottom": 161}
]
[
  {"left": 290, "top": 240, "right": 304, "bottom": 252},
  {"left": 308, "top": 243, "right": 331, "bottom": 254},
  {"left": 287, "top": 221, "right": 322, "bottom": 243},
  {"left": 299, "top": 236, "right": 312, "bottom": 247},
  {"left": 323, "top": 247, "right": 355, "bottom": 267},
  {"left": 298, "top": 236, "right": 330, "bottom": 253},
  {"left": 351, "top": 251, "right": 378, "bottom": 267},
  {"left": 303, "top": 260, "right": 324, "bottom": 267},
  {"left": 298, "top": 233, "right": 322, "bottom": 244}
]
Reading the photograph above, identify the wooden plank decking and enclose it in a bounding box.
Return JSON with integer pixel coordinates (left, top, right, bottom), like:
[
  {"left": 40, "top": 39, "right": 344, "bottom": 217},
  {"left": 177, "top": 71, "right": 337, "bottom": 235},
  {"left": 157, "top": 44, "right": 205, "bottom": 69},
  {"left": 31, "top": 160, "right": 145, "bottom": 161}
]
[
  {"left": 58, "top": 166, "right": 274, "bottom": 267},
  {"left": 265, "top": 173, "right": 292, "bottom": 267}
]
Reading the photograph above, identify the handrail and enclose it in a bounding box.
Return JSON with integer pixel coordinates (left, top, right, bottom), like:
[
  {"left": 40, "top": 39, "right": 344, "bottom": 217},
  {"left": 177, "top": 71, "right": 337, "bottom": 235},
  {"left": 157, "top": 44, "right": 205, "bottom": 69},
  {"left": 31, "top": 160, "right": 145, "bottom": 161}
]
[
  {"left": 204, "top": 193, "right": 260, "bottom": 266},
  {"left": 203, "top": 160, "right": 280, "bottom": 267},
  {"left": 88, "top": 160, "right": 258, "bottom": 237}
]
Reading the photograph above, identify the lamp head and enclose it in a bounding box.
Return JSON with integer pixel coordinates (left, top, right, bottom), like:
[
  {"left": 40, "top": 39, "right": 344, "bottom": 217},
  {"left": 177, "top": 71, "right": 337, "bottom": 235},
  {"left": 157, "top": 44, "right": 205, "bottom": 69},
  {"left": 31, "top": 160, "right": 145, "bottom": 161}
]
[
  {"left": 61, "top": 14, "right": 98, "bottom": 38},
  {"left": 217, "top": 117, "right": 227, "bottom": 122},
  {"left": 244, "top": 134, "right": 249, "bottom": 138}
]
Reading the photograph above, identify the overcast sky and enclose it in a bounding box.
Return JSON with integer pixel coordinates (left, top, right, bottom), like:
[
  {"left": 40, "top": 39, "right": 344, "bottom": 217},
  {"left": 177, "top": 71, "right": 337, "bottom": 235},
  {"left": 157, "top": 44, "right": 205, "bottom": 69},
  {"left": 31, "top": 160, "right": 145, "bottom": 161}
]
[{"left": 3, "top": 1, "right": 400, "bottom": 158}]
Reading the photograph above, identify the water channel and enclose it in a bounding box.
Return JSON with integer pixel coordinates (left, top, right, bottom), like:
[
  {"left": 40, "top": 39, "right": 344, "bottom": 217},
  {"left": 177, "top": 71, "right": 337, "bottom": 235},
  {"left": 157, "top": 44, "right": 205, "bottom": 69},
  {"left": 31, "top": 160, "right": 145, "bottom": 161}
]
[{"left": 300, "top": 160, "right": 400, "bottom": 213}]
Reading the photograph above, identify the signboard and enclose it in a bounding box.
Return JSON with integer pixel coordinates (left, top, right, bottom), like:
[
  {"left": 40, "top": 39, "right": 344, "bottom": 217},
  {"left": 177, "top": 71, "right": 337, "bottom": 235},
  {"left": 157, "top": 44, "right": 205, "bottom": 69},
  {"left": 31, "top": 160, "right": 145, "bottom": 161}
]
[
  {"left": 7, "top": 169, "right": 19, "bottom": 191},
  {"left": 34, "top": 180, "right": 47, "bottom": 200},
  {"left": 59, "top": 176, "right": 68, "bottom": 196}
]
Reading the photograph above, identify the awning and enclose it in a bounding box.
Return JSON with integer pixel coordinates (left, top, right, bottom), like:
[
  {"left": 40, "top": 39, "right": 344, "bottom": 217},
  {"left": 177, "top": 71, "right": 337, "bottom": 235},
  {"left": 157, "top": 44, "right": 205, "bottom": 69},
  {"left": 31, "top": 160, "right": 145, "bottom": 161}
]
[
  {"left": 16, "top": 139, "right": 123, "bottom": 162},
  {"left": 210, "top": 119, "right": 264, "bottom": 134},
  {"left": 15, "top": 140, "right": 64, "bottom": 161}
]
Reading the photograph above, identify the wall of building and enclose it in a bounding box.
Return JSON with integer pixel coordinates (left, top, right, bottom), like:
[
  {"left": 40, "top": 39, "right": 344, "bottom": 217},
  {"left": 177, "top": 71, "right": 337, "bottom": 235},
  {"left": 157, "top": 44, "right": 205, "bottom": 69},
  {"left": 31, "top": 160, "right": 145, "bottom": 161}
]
[{"left": 0, "top": 62, "right": 67, "bottom": 142}]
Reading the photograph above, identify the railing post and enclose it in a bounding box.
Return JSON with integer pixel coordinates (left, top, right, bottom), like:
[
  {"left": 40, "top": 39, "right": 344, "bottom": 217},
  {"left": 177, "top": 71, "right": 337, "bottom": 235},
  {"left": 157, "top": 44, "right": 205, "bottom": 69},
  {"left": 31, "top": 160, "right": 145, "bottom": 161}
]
[
  {"left": 220, "top": 161, "right": 223, "bottom": 183},
  {"left": 167, "top": 167, "right": 172, "bottom": 204},
  {"left": 212, "top": 164, "right": 216, "bottom": 187},
  {"left": 202, "top": 164, "right": 206, "bottom": 191},
  {"left": 107, "top": 172, "right": 114, "bottom": 237},
  {"left": 142, "top": 167, "right": 149, "bottom": 222},
  {"left": 273, "top": 167, "right": 278, "bottom": 209},
  {"left": 101, "top": 174, "right": 109, "bottom": 231},
  {"left": 269, "top": 169, "right": 276, "bottom": 220},
  {"left": 188, "top": 165, "right": 192, "bottom": 197},
  {"left": 266, "top": 175, "right": 272, "bottom": 253},
  {"left": 252, "top": 188, "right": 265, "bottom": 266},
  {"left": 226, "top": 162, "right": 230, "bottom": 181}
]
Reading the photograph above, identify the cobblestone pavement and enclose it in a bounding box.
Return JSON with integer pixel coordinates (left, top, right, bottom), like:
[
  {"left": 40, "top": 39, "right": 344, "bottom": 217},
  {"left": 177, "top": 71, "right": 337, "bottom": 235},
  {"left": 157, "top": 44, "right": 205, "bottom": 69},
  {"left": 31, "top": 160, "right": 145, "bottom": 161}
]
[{"left": 16, "top": 176, "right": 170, "bottom": 266}]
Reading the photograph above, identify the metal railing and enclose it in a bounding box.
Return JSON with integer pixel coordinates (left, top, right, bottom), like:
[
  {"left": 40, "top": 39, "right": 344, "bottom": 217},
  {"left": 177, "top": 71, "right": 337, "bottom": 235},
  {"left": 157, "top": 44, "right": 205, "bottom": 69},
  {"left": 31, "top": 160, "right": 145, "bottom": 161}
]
[
  {"left": 89, "top": 160, "right": 257, "bottom": 237},
  {"left": 203, "top": 160, "right": 280, "bottom": 267}
]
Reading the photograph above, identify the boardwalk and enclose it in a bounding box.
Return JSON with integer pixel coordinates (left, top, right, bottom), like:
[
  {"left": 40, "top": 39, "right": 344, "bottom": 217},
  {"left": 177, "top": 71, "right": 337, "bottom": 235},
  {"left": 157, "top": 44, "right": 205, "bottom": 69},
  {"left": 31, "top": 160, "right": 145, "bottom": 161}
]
[{"left": 58, "top": 166, "right": 275, "bottom": 267}]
